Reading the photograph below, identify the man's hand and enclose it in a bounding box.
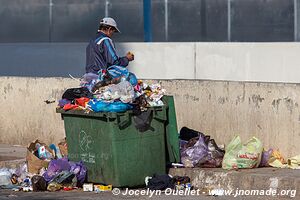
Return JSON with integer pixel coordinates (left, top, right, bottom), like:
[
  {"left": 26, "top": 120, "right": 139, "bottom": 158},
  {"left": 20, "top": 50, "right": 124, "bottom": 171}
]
[{"left": 126, "top": 52, "right": 134, "bottom": 61}]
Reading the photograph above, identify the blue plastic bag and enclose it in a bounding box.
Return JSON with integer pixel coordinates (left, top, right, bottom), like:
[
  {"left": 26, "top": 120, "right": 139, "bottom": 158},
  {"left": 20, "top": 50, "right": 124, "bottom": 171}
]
[
  {"left": 88, "top": 100, "right": 132, "bottom": 113},
  {"left": 127, "top": 72, "right": 138, "bottom": 86},
  {"left": 107, "top": 101, "right": 133, "bottom": 112},
  {"left": 107, "top": 65, "right": 129, "bottom": 79},
  {"left": 88, "top": 100, "right": 109, "bottom": 112}
]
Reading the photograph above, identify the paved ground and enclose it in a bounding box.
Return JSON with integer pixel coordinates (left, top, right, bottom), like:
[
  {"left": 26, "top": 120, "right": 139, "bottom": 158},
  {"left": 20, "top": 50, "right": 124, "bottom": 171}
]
[
  {"left": 0, "top": 189, "right": 296, "bottom": 200},
  {"left": 0, "top": 144, "right": 298, "bottom": 199}
]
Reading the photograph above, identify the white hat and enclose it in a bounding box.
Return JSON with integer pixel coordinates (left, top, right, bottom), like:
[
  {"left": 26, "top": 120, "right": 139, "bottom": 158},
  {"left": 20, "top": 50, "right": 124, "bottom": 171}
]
[{"left": 100, "top": 17, "right": 120, "bottom": 33}]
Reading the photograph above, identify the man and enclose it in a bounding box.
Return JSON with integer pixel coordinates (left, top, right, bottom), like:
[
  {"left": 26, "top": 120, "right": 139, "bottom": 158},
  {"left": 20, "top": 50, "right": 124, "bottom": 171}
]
[{"left": 85, "top": 17, "right": 134, "bottom": 82}]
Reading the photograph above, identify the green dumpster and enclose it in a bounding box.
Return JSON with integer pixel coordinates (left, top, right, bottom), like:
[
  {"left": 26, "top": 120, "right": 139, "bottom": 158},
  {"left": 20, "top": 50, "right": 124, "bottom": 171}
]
[{"left": 57, "top": 105, "right": 168, "bottom": 187}]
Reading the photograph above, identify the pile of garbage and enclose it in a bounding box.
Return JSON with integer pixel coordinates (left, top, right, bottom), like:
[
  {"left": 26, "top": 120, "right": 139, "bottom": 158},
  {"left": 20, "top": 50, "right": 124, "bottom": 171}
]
[
  {"left": 0, "top": 139, "right": 87, "bottom": 192},
  {"left": 59, "top": 72, "right": 166, "bottom": 113},
  {"left": 179, "top": 127, "right": 300, "bottom": 170},
  {"left": 179, "top": 127, "right": 225, "bottom": 168},
  {"left": 260, "top": 149, "right": 300, "bottom": 169}
]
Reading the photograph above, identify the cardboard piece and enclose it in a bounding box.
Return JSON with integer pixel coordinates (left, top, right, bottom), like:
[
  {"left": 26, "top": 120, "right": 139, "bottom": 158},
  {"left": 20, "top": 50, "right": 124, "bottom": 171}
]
[{"left": 26, "top": 139, "right": 52, "bottom": 174}]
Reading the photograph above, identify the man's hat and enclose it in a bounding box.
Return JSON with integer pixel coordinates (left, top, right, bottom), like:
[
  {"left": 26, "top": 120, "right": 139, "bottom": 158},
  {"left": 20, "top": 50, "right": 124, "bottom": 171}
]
[{"left": 100, "top": 17, "right": 120, "bottom": 33}]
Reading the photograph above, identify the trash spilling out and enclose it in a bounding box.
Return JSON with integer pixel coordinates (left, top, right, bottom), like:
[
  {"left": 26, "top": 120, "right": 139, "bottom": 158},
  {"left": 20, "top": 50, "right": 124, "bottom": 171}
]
[
  {"left": 177, "top": 126, "right": 300, "bottom": 171},
  {"left": 59, "top": 69, "right": 166, "bottom": 114},
  {"left": 261, "top": 149, "right": 300, "bottom": 169},
  {"left": 51, "top": 64, "right": 172, "bottom": 188},
  {"left": 179, "top": 127, "right": 225, "bottom": 168},
  {"left": 0, "top": 139, "right": 88, "bottom": 193}
]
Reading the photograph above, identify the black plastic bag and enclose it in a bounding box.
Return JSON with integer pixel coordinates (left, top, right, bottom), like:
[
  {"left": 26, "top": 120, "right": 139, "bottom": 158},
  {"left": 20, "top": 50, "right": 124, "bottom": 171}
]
[
  {"left": 179, "top": 127, "right": 205, "bottom": 141},
  {"left": 147, "top": 174, "right": 174, "bottom": 190},
  {"left": 62, "top": 87, "right": 93, "bottom": 101},
  {"left": 31, "top": 175, "right": 47, "bottom": 191},
  {"left": 133, "top": 109, "right": 153, "bottom": 132}
]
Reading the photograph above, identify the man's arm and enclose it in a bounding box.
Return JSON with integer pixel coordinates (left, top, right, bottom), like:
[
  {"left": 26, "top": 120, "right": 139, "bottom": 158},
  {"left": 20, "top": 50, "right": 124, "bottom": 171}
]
[{"left": 103, "top": 39, "right": 129, "bottom": 67}]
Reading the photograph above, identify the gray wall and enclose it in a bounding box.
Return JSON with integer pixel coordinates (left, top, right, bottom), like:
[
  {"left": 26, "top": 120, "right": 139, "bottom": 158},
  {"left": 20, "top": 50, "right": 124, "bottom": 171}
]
[
  {"left": 1, "top": 77, "right": 300, "bottom": 158},
  {"left": 2, "top": 42, "right": 300, "bottom": 83},
  {"left": 0, "top": 0, "right": 297, "bottom": 42},
  {"left": 0, "top": 43, "right": 86, "bottom": 77}
]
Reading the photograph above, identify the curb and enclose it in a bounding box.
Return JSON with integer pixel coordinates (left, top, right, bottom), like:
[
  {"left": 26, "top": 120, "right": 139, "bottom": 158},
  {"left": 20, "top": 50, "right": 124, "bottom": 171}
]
[
  {"left": 169, "top": 167, "right": 300, "bottom": 196},
  {"left": 0, "top": 158, "right": 26, "bottom": 169}
]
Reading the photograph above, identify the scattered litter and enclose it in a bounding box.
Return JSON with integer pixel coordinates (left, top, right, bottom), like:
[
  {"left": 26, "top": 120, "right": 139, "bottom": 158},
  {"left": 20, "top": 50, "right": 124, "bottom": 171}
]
[
  {"left": 94, "top": 184, "right": 112, "bottom": 192},
  {"left": 83, "top": 183, "right": 93, "bottom": 192}
]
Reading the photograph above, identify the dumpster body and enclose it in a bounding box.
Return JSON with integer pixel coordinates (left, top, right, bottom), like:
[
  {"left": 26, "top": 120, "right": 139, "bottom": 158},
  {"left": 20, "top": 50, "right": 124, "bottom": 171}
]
[{"left": 57, "top": 107, "right": 167, "bottom": 187}]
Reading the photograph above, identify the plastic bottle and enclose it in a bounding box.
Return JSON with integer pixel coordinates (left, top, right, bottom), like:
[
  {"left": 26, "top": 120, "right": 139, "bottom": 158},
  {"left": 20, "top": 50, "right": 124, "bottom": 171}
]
[
  {"left": 49, "top": 144, "right": 62, "bottom": 159},
  {"left": 35, "top": 144, "right": 52, "bottom": 160}
]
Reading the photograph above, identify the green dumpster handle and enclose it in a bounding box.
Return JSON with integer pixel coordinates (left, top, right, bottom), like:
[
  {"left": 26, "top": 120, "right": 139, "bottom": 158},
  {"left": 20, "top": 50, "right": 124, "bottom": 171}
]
[
  {"left": 152, "top": 106, "right": 168, "bottom": 121},
  {"left": 115, "top": 112, "right": 131, "bottom": 129}
]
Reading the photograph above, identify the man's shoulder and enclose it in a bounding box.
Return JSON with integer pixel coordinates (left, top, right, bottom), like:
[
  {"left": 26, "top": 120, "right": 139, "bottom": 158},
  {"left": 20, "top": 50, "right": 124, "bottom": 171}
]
[{"left": 96, "top": 37, "right": 113, "bottom": 46}]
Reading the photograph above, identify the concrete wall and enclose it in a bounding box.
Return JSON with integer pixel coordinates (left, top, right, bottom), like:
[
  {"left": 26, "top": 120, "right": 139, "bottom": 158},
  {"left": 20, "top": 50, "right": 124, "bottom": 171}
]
[
  {"left": 119, "top": 42, "right": 300, "bottom": 83},
  {"left": 1, "top": 77, "right": 300, "bottom": 158},
  {"left": 2, "top": 42, "right": 300, "bottom": 84}
]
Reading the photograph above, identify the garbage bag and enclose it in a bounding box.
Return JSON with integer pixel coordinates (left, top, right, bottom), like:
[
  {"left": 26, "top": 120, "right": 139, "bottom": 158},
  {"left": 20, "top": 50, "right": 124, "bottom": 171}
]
[
  {"left": 259, "top": 148, "right": 273, "bottom": 167},
  {"left": 179, "top": 140, "right": 188, "bottom": 151},
  {"left": 43, "top": 158, "right": 71, "bottom": 183},
  {"left": 88, "top": 100, "right": 132, "bottom": 113},
  {"left": 127, "top": 72, "right": 138, "bottom": 86},
  {"left": 107, "top": 65, "right": 129, "bottom": 79},
  {"left": 133, "top": 109, "right": 153, "bottom": 132},
  {"left": 222, "top": 136, "right": 263, "bottom": 170},
  {"left": 181, "top": 135, "right": 209, "bottom": 167},
  {"left": 49, "top": 171, "right": 76, "bottom": 186},
  {"left": 199, "top": 139, "right": 225, "bottom": 168},
  {"left": 62, "top": 87, "right": 93, "bottom": 101},
  {"left": 15, "top": 163, "right": 28, "bottom": 180},
  {"left": 58, "top": 99, "right": 71, "bottom": 108},
  {"left": 147, "top": 174, "right": 174, "bottom": 190},
  {"left": 108, "top": 101, "right": 133, "bottom": 112},
  {"left": 69, "top": 161, "right": 87, "bottom": 186},
  {"left": 88, "top": 100, "right": 109, "bottom": 112},
  {"left": 179, "top": 127, "right": 204, "bottom": 141},
  {"left": 63, "top": 103, "right": 79, "bottom": 111},
  {"left": 75, "top": 97, "right": 90, "bottom": 107},
  {"left": 0, "top": 168, "right": 12, "bottom": 186},
  {"left": 180, "top": 127, "right": 225, "bottom": 168},
  {"left": 103, "top": 81, "right": 135, "bottom": 103},
  {"left": 31, "top": 175, "right": 47, "bottom": 191}
]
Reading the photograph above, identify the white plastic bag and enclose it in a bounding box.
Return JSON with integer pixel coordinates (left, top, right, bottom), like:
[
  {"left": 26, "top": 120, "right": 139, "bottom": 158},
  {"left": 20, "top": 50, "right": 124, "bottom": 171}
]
[{"left": 0, "top": 168, "right": 12, "bottom": 186}]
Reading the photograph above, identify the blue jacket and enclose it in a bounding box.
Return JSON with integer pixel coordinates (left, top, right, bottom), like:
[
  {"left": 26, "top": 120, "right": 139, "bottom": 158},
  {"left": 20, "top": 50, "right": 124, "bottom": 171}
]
[{"left": 85, "top": 32, "right": 129, "bottom": 74}]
